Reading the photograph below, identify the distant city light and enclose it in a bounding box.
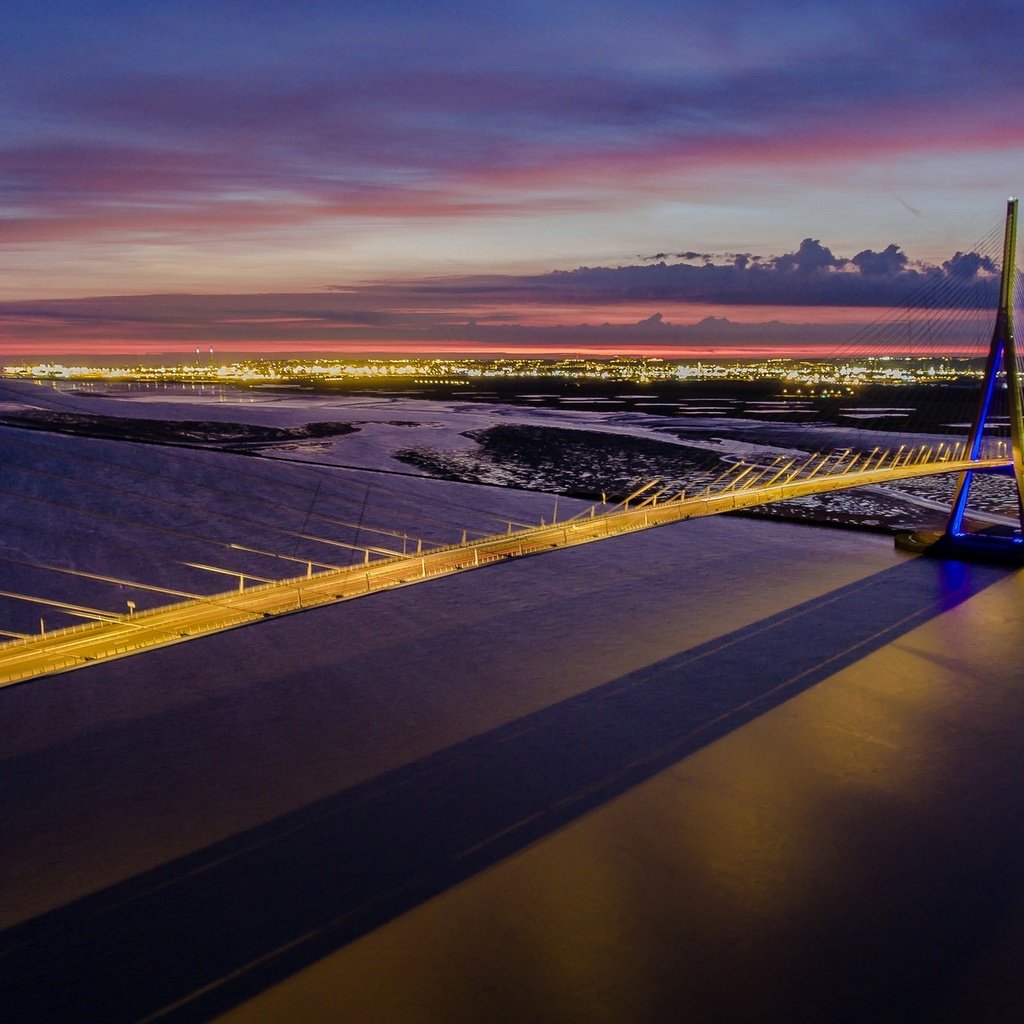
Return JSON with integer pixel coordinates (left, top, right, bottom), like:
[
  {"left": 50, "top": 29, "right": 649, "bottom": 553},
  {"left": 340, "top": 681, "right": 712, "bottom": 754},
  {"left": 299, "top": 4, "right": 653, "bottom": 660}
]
[{"left": 0, "top": 355, "right": 980, "bottom": 389}]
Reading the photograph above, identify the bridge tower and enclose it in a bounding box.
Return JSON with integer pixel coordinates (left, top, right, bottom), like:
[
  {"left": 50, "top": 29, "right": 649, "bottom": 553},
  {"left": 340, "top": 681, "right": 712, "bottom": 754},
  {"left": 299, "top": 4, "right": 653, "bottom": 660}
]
[{"left": 924, "top": 197, "right": 1024, "bottom": 559}]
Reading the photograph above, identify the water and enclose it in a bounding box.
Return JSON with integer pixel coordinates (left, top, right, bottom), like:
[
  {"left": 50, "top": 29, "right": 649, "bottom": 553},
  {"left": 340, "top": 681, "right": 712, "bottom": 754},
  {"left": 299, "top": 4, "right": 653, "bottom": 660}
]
[
  {"left": 3, "top": 381, "right": 1024, "bottom": 1020},
  {"left": 3, "top": 518, "right": 1024, "bottom": 1021}
]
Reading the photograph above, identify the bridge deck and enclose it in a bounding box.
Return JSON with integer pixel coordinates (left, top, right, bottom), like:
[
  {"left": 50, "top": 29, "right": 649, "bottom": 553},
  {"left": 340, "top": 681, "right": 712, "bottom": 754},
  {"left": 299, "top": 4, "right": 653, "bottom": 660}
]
[{"left": 0, "top": 456, "right": 1009, "bottom": 687}]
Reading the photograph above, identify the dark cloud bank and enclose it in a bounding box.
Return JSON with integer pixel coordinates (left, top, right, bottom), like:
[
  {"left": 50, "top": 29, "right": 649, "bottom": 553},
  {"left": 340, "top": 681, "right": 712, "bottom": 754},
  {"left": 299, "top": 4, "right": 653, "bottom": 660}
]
[
  {"left": 423, "top": 239, "right": 1000, "bottom": 309},
  {"left": 0, "top": 239, "right": 1003, "bottom": 354}
]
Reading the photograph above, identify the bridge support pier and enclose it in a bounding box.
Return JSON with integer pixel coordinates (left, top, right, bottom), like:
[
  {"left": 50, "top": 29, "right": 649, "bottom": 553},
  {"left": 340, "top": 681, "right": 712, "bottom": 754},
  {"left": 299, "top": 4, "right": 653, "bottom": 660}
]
[
  {"left": 896, "top": 524, "right": 1024, "bottom": 563},
  {"left": 897, "top": 196, "right": 1024, "bottom": 564}
]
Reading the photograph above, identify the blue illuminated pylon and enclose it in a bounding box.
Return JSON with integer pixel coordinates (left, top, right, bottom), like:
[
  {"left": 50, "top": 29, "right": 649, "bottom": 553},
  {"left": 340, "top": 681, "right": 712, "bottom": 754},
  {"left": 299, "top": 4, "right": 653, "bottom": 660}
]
[{"left": 944, "top": 196, "right": 1024, "bottom": 547}]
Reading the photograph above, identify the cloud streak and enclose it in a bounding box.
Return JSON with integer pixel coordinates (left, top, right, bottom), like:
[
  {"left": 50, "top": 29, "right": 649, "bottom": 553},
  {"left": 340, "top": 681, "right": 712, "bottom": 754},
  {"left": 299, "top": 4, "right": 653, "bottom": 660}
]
[
  {"left": 365, "top": 238, "right": 1001, "bottom": 310},
  {"left": 2, "top": 0, "right": 1023, "bottom": 326},
  {"left": 0, "top": 236, "right": 1002, "bottom": 357},
  {"left": 3, "top": 1, "right": 1024, "bottom": 252}
]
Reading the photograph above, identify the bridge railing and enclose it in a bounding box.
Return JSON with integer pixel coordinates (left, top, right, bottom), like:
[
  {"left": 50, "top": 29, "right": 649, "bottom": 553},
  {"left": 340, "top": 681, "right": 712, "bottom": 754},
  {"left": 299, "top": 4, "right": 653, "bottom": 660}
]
[{"left": 0, "top": 448, "right": 1014, "bottom": 680}]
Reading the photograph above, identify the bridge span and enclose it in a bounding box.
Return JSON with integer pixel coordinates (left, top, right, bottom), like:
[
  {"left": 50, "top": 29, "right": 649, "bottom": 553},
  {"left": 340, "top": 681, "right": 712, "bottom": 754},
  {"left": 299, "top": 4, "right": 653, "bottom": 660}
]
[
  {"left": 4, "top": 196, "right": 1022, "bottom": 688},
  {"left": 0, "top": 450, "right": 1009, "bottom": 688}
]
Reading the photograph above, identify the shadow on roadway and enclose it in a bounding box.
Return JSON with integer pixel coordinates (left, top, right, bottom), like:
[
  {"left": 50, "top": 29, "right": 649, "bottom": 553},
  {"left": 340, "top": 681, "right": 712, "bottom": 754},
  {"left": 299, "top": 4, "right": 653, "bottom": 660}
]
[{"left": 0, "top": 555, "right": 1012, "bottom": 1022}]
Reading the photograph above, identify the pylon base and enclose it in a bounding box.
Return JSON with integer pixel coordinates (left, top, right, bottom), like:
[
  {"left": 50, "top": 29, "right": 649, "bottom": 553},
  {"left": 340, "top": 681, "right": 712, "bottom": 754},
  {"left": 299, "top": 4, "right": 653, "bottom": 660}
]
[{"left": 895, "top": 528, "right": 1024, "bottom": 564}]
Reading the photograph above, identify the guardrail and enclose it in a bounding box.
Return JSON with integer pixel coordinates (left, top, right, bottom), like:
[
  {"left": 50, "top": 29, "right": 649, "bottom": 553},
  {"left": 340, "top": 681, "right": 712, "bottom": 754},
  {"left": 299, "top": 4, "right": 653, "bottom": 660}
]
[{"left": 0, "top": 454, "right": 1008, "bottom": 687}]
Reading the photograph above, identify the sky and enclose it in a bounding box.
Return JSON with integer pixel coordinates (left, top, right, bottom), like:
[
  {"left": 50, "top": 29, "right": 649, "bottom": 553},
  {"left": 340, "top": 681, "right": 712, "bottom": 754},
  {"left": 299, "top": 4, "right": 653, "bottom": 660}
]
[{"left": 2, "top": 0, "right": 1023, "bottom": 359}]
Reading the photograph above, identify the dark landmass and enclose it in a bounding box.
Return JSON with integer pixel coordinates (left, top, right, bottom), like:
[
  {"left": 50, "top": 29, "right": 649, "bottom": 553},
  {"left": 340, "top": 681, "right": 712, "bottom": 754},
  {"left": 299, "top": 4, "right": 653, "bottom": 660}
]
[
  {"left": 4, "top": 398, "right": 1013, "bottom": 536},
  {"left": 305, "top": 377, "right": 982, "bottom": 435},
  {"left": 397, "top": 424, "right": 718, "bottom": 497},
  {"left": 739, "top": 492, "right": 941, "bottom": 533},
  {"left": 395, "top": 422, "right": 954, "bottom": 533},
  {"left": 0, "top": 410, "right": 358, "bottom": 449}
]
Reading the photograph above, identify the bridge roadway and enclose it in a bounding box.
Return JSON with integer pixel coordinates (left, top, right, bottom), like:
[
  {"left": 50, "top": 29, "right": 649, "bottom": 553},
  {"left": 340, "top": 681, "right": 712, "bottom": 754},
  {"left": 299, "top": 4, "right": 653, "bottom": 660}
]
[{"left": 0, "top": 455, "right": 1009, "bottom": 687}]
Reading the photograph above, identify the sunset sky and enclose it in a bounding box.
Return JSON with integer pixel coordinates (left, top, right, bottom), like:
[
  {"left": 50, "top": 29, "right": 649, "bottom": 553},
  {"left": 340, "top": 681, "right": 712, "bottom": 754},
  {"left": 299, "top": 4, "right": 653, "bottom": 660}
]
[{"left": 3, "top": 0, "right": 1022, "bottom": 358}]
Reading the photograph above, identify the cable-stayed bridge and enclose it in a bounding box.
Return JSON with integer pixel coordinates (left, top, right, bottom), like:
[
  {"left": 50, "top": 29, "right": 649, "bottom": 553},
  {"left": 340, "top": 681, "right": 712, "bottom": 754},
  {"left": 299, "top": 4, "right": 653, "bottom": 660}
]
[
  {"left": 0, "top": 441, "right": 1012, "bottom": 686},
  {"left": 1, "top": 199, "right": 1022, "bottom": 686}
]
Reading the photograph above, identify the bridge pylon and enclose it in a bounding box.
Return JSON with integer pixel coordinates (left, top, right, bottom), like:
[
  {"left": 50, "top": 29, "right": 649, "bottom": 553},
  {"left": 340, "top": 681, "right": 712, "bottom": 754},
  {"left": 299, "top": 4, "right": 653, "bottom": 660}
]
[{"left": 900, "top": 196, "right": 1024, "bottom": 561}]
